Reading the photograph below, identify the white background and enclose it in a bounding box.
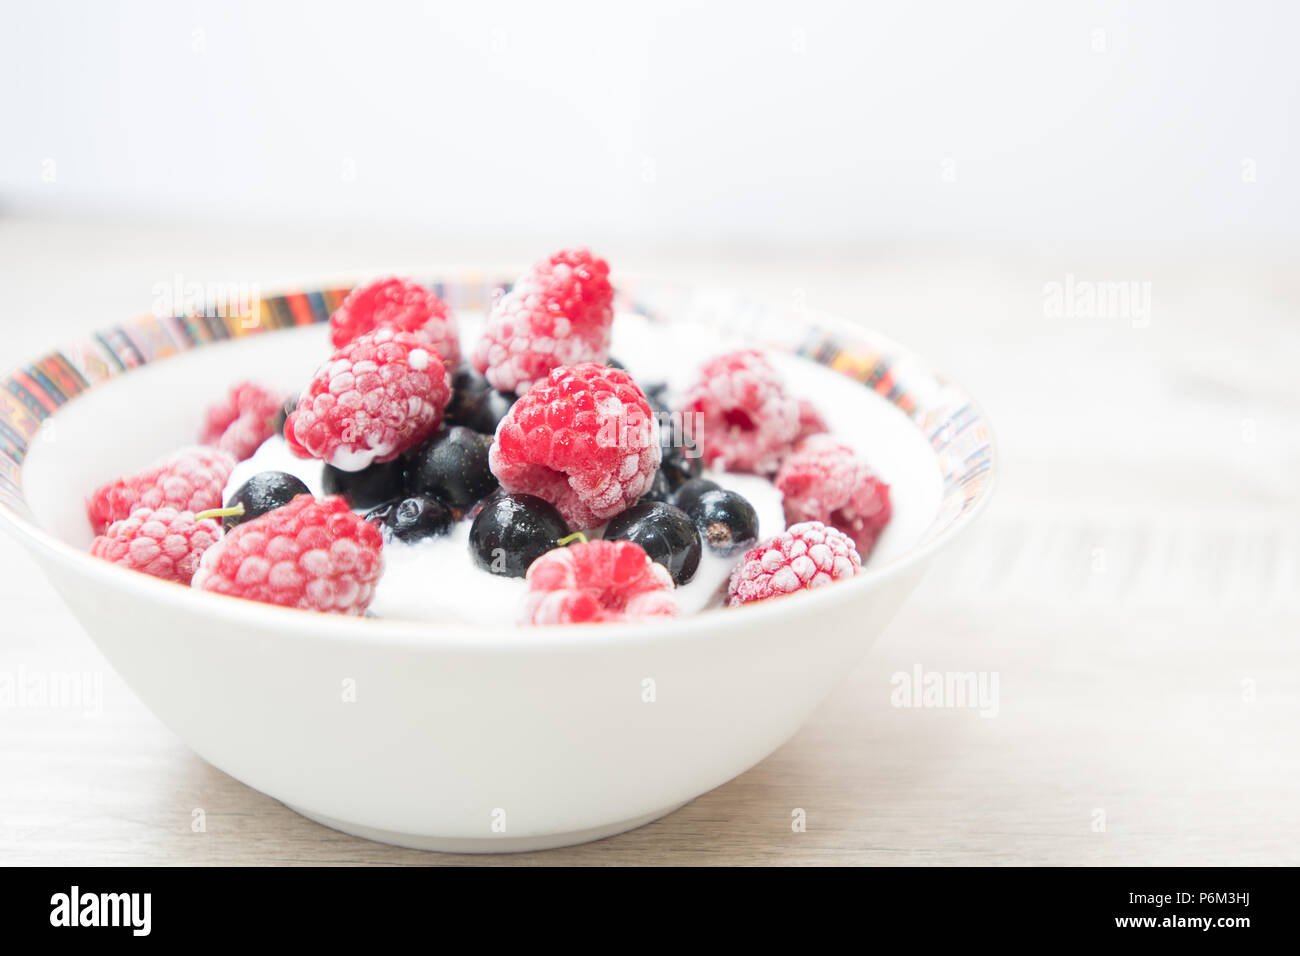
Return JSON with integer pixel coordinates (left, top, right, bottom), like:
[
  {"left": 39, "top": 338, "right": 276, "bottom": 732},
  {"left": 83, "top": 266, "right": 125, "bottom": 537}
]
[{"left": 2, "top": 0, "right": 1298, "bottom": 243}]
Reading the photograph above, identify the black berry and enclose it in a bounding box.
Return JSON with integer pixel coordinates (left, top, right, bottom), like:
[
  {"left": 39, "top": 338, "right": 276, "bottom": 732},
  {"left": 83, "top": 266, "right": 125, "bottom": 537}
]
[
  {"left": 640, "top": 467, "right": 673, "bottom": 503},
  {"left": 659, "top": 446, "right": 703, "bottom": 491},
  {"left": 603, "top": 501, "right": 701, "bottom": 586},
  {"left": 366, "top": 495, "right": 453, "bottom": 543},
  {"left": 406, "top": 426, "right": 498, "bottom": 510},
  {"left": 686, "top": 489, "right": 759, "bottom": 557},
  {"left": 444, "top": 366, "right": 515, "bottom": 435},
  {"left": 322, "top": 458, "right": 405, "bottom": 509},
  {"left": 469, "top": 493, "right": 569, "bottom": 578},
  {"left": 224, "top": 471, "right": 310, "bottom": 531},
  {"left": 671, "top": 478, "right": 721, "bottom": 515}
]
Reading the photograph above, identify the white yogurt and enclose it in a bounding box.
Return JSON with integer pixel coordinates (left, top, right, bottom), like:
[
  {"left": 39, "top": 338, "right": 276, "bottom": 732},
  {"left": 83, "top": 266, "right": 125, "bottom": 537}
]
[
  {"left": 223, "top": 434, "right": 784, "bottom": 625},
  {"left": 368, "top": 520, "right": 528, "bottom": 625}
]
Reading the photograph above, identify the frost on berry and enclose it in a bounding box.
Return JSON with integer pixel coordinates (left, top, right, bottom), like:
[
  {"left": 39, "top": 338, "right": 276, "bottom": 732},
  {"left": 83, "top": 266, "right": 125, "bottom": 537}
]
[
  {"left": 775, "top": 434, "right": 892, "bottom": 557},
  {"left": 683, "top": 350, "right": 801, "bottom": 474},
  {"left": 795, "top": 398, "right": 829, "bottom": 442},
  {"left": 328, "top": 276, "right": 460, "bottom": 367},
  {"left": 488, "top": 363, "right": 661, "bottom": 529},
  {"left": 87, "top": 445, "right": 235, "bottom": 535},
  {"left": 522, "top": 539, "right": 678, "bottom": 625},
  {"left": 285, "top": 327, "right": 451, "bottom": 471},
  {"left": 90, "top": 506, "right": 222, "bottom": 585},
  {"left": 727, "top": 521, "right": 861, "bottom": 607},
  {"left": 199, "top": 381, "right": 287, "bottom": 461},
  {"left": 192, "top": 495, "right": 384, "bottom": 615},
  {"left": 472, "top": 249, "right": 614, "bottom": 394}
]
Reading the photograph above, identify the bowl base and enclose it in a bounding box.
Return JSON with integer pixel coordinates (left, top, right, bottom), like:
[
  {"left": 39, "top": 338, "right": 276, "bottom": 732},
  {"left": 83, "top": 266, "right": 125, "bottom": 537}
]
[{"left": 286, "top": 801, "right": 689, "bottom": 854}]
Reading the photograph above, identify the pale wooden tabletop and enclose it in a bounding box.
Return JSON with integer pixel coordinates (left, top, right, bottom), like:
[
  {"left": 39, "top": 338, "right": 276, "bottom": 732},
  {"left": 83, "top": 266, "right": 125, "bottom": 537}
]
[{"left": 2, "top": 217, "right": 1296, "bottom": 865}]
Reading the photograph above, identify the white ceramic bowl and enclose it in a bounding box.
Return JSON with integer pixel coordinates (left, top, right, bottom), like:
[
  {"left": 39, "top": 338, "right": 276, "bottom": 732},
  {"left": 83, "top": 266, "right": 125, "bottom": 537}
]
[{"left": 0, "top": 272, "right": 995, "bottom": 852}]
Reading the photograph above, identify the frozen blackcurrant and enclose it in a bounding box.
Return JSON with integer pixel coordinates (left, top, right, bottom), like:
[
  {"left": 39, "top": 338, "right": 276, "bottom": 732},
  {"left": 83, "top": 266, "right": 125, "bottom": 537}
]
[
  {"left": 602, "top": 501, "right": 701, "bottom": 585},
  {"left": 223, "top": 471, "right": 310, "bottom": 531},
  {"left": 444, "top": 366, "right": 516, "bottom": 435},
  {"left": 406, "top": 425, "right": 498, "bottom": 510},
  {"left": 686, "top": 489, "right": 759, "bottom": 556},
  {"left": 365, "top": 495, "right": 453, "bottom": 543},
  {"left": 641, "top": 467, "right": 674, "bottom": 503},
  {"left": 469, "top": 493, "right": 569, "bottom": 578},
  {"left": 659, "top": 446, "right": 703, "bottom": 491},
  {"left": 671, "top": 478, "right": 721, "bottom": 515}
]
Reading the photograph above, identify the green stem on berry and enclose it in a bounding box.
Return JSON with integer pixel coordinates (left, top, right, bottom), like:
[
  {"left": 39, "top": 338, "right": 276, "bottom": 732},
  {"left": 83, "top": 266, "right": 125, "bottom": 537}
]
[
  {"left": 194, "top": 503, "right": 245, "bottom": 522},
  {"left": 557, "top": 531, "right": 588, "bottom": 547}
]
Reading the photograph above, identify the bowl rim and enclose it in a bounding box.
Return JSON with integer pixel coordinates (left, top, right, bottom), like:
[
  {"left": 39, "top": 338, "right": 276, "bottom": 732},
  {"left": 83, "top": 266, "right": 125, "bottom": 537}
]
[{"left": 0, "top": 269, "right": 998, "bottom": 651}]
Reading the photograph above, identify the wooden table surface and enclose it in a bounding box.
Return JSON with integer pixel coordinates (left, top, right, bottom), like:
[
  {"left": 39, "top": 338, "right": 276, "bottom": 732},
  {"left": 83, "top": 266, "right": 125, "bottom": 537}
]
[{"left": 2, "top": 217, "right": 1296, "bottom": 865}]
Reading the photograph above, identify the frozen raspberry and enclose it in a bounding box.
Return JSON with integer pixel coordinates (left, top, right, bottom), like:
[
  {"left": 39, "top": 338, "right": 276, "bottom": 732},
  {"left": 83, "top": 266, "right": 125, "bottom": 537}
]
[
  {"left": 87, "top": 445, "right": 235, "bottom": 535},
  {"left": 192, "top": 495, "right": 383, "bottom": 615},
  {"left": 727, "top": 521, "right": 861, "bottom": 607},
  {"left": 329, "top": 277, "right": 461, "bottom": 367},
  {"left": 795, "top": 398, "right": 829, "bottom": 441},
  {"left": 285, "top": 327, "right": 452, "bottom": 471},
  {"left": 683, "top": 350, "right": 800, "bottom": 474},
  {"left": 522, "top": 539, "right": 678, "bottom": 625},
  {"left": 489, "top": 363, "right": 661, "bottom": 529},
  {"left": 775, "top": 435, "right": 892, "bottom": 557},
  {"left": 90, "top": 506, "right": 222, "bottom": 585},
  {"left": 472, "top": 248, "right": 614, "bottom": 394},
  {"left": 199, "top": 381, "right": 288, "bottom": 461}
]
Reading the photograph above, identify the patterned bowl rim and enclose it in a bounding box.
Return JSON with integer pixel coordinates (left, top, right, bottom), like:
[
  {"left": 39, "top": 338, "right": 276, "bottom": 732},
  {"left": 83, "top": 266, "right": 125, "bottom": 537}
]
[{"left": 0, "top": 269, "right": 997, "bottom": 644}]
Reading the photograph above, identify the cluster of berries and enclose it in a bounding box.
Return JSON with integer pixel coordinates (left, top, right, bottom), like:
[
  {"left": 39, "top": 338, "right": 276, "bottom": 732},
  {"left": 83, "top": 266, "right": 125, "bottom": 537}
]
[
  {"left": 86, "top": 248, "right": 892, "bottom": 624},
  {"left": 85, "top": 445, "right": 382, "bottom": 614},
  {"left": 683, "top": 350, "right": 892, "bottom": 549},
  {"left": 672, "top": 348, "right": 890, "bottom": 605}
]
